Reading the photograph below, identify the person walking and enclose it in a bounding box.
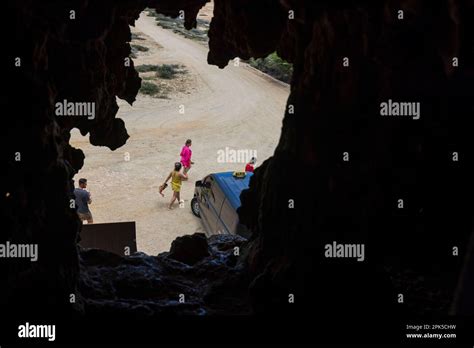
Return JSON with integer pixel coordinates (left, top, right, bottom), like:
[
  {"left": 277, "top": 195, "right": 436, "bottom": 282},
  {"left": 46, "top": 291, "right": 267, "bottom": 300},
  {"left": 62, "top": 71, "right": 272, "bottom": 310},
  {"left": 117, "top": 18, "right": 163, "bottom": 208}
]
[
  {"left": 180, "top": 139, "right": 194, "bottom": 175},
  {"left": 245, "top": 157, "right": 257, "bottom": 173},
  {"left": 163, "top": 162, "right": 188, "bottom": 210}
]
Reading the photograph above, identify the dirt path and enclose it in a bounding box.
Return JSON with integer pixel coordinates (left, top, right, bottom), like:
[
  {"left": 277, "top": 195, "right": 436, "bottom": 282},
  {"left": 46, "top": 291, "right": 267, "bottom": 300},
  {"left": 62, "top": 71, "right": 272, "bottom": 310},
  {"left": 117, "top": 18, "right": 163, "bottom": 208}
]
[{"left": 70, "top": 12, "right": 289, "bottom": 255}]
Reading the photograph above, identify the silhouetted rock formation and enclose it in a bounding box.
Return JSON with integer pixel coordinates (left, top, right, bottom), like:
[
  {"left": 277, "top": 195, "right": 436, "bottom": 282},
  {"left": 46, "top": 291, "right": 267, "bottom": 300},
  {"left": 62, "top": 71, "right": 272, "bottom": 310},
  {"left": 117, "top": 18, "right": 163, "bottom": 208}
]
[
  {"left": 2, "top": 0, "right": 474, "bottom": 338},
  {"left": 79, "top": 234, "right": 250, "bottom": 316},
  {"left": 168, "top": 233, "right": 210, "bottom": 265}
]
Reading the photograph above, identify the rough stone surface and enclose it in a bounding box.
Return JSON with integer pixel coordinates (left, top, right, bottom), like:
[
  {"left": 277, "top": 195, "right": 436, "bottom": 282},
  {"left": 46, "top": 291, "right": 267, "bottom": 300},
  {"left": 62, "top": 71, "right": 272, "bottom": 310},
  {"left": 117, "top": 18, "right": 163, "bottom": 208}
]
[
  {"left": 167, "top": 233, "right": 210, "bottom": 265},
  {"left": 79, "top": 234, "right": 250, "bottom": 316}
]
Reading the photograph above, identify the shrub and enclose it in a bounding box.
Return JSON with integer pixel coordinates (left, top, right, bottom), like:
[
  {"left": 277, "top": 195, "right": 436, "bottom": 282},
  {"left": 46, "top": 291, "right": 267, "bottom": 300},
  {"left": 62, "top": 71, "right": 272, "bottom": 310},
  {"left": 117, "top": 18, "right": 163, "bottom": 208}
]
[
  {"left": 140, "top": 81, "right": 160, "bottom": 96},
  {"left": 135, "top": 64, "right": 160, "bottom": 73},
  {"left": 131, "top": 44, "right": 149, "bottom": 52},
  {"left": 249, "top": 52, "right": 293, "bottom": 84},
  {"left": 131, "top": 33, "right": 144, "bottom": 41},
  {"left": 156, "top": 64, "right": 181, "bottom": 79}
]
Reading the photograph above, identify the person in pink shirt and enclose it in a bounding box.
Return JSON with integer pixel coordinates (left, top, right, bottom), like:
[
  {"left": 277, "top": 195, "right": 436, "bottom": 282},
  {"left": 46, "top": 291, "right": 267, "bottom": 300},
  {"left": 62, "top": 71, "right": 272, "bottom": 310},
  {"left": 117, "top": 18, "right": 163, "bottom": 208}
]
[{"left": 180, "top": 139, "right": 194, "bottom": 174}]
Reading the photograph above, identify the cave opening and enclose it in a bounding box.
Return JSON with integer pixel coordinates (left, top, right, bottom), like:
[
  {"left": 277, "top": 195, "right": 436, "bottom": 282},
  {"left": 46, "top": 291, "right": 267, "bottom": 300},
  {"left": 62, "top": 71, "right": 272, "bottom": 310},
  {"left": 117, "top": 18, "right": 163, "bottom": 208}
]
[{"left": 69, "top": 5, "right": 290, "bottom": 255}]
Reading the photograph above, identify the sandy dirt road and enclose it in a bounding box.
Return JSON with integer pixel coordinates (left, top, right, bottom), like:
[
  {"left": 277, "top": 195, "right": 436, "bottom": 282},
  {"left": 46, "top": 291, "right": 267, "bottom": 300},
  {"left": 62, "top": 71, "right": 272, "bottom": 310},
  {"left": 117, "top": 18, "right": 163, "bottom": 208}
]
[{"left": 70, "top": 11, "right": 289, "bottom": 255}]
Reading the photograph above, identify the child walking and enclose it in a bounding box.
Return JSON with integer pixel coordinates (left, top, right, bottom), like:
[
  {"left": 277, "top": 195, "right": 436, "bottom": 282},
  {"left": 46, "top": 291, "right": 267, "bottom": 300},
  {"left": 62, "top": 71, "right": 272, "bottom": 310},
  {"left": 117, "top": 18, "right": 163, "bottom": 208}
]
[
  {"left": 162, "top": 162, "right": 188, "bottom": 209},
  {"left": 245, "top": 157, "right": 257, "bottom": 173}
]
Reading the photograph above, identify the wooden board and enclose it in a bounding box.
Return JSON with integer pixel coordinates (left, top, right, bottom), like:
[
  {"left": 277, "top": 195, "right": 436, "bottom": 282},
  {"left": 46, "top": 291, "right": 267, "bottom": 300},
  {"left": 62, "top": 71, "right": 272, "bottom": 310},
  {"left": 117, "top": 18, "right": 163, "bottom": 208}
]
[{"left": 79, "top": 221, "right": 137, "bottom": 256}]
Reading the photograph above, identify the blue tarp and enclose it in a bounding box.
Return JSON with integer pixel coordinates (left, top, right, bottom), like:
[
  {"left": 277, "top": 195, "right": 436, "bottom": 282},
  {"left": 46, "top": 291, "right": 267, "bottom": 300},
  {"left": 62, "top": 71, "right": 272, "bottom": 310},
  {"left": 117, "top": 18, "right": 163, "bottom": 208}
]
[{"left": 212, "top": 171, "right": 253, "bottom": 210}]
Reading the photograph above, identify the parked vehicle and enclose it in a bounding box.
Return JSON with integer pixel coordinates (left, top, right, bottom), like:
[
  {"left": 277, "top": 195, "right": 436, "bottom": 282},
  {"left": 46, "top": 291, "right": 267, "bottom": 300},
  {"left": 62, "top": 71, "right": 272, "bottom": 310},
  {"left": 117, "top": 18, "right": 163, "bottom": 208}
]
[{"left": 191, "top": 171, "right": 253, "bottom": 239}]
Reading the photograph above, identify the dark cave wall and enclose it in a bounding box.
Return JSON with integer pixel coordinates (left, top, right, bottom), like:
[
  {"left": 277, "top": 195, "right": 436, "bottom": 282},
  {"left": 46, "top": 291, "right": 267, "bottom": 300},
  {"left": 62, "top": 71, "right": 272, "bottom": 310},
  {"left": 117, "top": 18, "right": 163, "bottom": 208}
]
[
  {"left": 1, "top": 0, "right": 474, "bottom": 325},
  {"left": 232, "top": 0, "right": 474, "bottom": 316},
  {"left": 1, "top": 0, "right": 210, "bottom": 318}
]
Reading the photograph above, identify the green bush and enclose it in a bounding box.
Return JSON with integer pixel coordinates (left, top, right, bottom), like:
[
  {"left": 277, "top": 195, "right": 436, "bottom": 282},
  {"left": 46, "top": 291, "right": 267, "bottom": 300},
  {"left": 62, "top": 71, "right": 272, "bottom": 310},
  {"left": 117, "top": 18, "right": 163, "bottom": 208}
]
[
  {"left": 156, "top": 64, "right": 181, "bottom": 79},
  {"left": 131, "top": 44, "right": 149, "bottom": 52},
  {"left": 149, "top": 12, "right": 209, "bottom": 42},
  {"left": 135, "top": 64, "right": 185, "bottom": 80},
  {"left": 131, "top": 33, "right": 144, "bottom": 41},
  {"left": 140, "top": 81, "right": 160, "bottom": 96},
  {"left": 135, "top": 64, "right": 160, "bottom": 73},
  {"left": 249, "top": 52, "right": 293, "bottom": 84}
]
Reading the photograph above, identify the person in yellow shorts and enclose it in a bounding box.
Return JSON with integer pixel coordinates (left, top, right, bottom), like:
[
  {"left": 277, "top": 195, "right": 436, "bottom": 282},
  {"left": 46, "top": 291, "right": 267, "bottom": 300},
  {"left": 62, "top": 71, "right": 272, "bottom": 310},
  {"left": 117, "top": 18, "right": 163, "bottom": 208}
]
[{"left": 163, "top": 162, "right": 188, "bottom": 210}]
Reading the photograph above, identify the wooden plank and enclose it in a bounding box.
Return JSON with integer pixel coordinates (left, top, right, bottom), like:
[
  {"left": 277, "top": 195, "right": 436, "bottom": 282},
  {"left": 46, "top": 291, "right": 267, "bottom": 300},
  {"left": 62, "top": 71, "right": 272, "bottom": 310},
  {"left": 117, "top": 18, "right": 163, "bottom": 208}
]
[{"left": 79, "top": 221, "right": 137, "bottom": 257}]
